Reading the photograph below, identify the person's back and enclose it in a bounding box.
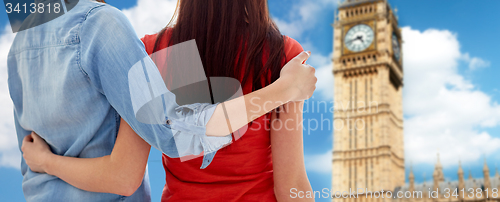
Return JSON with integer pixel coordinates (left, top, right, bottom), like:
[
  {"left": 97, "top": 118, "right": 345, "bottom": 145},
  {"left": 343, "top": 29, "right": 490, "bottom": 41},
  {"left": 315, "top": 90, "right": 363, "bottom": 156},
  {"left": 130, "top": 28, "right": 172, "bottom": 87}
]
[
  {"left": 8, "top": 0, "right": 151, "bottom": 201},
  {"left": 143, "top": 32, "right": 303, "bottom": 202}
]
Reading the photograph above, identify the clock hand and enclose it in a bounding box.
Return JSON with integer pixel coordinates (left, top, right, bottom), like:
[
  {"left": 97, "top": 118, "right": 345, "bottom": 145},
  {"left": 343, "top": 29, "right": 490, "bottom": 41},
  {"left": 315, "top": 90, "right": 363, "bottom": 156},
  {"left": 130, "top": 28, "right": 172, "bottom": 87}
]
[
  {"left": 346, "top": 36, "right": 363, "bottom": 44},
  {"left": 346, "top": 38, "right": 357, "bottom": 44}
]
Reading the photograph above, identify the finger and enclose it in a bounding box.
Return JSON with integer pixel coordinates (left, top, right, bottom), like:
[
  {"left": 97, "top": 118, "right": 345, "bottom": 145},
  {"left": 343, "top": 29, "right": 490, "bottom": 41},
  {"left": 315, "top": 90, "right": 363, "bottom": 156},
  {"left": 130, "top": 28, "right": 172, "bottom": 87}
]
[
  {"left": 23, "top": 134, "right": 33, "bottom": 143},
  {"left": 292, "top": 51, "right": 311, "bottom": 64},
  {"left": 21, "top": 134, "right": 33, "bottom": 152},
  {"left": 311, "top": 66, "right": 316, "bottom": 74},
  {"left": 305, "top": 64, "right": 315, "bottom": 73},
  {"left": 31, "top": 132, "right": 42, "bottom": 142}
]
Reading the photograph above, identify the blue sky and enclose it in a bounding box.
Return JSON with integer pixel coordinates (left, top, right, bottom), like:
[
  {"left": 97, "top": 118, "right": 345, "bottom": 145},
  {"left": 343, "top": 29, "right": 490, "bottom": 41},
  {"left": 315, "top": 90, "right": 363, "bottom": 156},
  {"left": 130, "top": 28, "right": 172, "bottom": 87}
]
[{"left": 1, "top": 0, "right": 500, "bottom": 201}]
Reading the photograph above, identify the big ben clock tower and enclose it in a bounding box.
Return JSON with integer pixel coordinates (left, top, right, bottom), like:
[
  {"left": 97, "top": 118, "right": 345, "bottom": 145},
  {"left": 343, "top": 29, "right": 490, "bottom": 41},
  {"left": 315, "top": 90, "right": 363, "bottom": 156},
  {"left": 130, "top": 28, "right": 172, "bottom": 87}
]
[{"left": 332, "top": 0, "right": 404, "bottom": 202}]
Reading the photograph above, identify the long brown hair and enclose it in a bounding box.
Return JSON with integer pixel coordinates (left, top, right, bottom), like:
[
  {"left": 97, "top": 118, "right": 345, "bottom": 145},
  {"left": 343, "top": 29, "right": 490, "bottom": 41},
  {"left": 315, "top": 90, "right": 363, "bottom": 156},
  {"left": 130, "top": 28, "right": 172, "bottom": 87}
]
[{"left": 153, "top": 0, "right": 286, "bottom": 92}]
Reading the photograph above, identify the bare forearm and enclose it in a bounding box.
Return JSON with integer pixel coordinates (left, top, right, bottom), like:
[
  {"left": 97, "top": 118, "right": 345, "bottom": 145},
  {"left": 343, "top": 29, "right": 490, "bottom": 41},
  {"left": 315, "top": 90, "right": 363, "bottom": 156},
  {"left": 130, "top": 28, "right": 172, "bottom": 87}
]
[
  {"left": 15, "top": 118, "right": 150, "bottom": 196},
  {"left": 206, "top": 78, "right": 292, "bottom": 136},
  {"left": 271, "top": 102, "right": 313, "bottom": 201},
  {"left": 275, "top": 174, "right": 314, "bottom": 202},
  {"left": 45, "top": 154, "right": 145, "bottom": 196},
  {"left": 274, "top": 145, "right": 313, "bottom": 202}
]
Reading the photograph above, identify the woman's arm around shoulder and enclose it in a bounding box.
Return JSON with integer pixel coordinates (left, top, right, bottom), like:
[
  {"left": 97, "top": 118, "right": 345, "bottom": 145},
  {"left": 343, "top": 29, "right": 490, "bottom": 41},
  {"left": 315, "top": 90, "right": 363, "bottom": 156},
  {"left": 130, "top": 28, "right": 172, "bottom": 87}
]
[{"left": 21, "top": 118, "right": 151, "bottom": 196}]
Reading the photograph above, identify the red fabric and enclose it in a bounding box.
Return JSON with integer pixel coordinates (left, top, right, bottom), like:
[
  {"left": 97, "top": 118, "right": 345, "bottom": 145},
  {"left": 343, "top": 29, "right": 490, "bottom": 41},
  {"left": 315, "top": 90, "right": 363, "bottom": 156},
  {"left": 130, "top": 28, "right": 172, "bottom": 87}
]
[{"left": 141, "top": 33, "right": 303, "bottom": 202}]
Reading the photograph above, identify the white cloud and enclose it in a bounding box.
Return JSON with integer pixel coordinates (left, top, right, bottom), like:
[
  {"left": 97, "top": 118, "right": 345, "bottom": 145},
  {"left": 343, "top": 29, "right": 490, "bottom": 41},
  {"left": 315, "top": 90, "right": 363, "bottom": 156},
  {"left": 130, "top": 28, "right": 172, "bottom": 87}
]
[
  {"left": 468, "top": 57, "right": 490, "bottom": 70},
  {"left": 462, "top": 53, "right": 490, "bottom": 70},
  {"left": 122, "top": 0, "right": 177, "bottom": 38},
  {"left": 0, "top": 25, "right": 20, "bottom": 169},
  {"left": 313, "top": 53, "right": 334, "bottom": 99},
  {"left": 305, "top": 150, "right": 332, "bottom": 174},
  {"left": 274, "top": 0, "right": 336, "bottom": 39},
  {"left": 402, "top": 27, "right": 500, "bottom": 167},
  {"left": 272, "top": 0, "right": 337, "bottom": 100}
]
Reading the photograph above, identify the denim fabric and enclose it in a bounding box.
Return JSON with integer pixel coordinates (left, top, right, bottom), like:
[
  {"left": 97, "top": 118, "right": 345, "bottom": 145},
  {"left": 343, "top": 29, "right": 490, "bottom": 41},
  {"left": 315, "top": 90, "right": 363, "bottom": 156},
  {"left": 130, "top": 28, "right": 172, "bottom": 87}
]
[{"left": 7, "top": 0, "right": 232, "bottom": 201}]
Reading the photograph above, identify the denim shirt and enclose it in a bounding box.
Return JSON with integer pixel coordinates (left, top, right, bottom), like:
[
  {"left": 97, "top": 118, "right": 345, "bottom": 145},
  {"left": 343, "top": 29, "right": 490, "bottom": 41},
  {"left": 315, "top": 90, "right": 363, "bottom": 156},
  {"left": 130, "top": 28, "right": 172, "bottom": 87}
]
[{"left": 7, "top": 0, "right": 232, "bottom": 201}]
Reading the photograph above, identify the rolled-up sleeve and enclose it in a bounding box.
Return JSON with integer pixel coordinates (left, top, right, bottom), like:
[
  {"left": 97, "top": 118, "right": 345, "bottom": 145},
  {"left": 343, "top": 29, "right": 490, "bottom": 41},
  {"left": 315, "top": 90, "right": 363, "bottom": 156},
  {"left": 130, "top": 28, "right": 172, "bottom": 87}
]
[
  {"left": 169, "top": 103, "right": 232, "bottom": 168},
  {"left": 78, "top": 5, "right": 231, "bottom": 168}
]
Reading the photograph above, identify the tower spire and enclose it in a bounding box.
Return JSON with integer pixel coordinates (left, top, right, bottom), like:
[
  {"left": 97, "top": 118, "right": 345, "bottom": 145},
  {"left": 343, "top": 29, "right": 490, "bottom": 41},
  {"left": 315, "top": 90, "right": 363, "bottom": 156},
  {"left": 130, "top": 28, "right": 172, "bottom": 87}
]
[
  {"left": 484, "top": 157, "right": 491, "bottom": 193},
  {"left": 458, "top": 160, "right": 465, "bottom": 199},
  {"left": 409, "top": 163, "right": 414, "bottom": 178},
  {"left": 457, "top": 160, "right": 464, "bottom": 182},
  {"left": 496, "top": 165, "right": 499, "bottom": 178},
  {"left": 436, "top": 153, "right": 442, "bottom": 167},
  {"left": 409, "top": 163, "right": 415, "bottom": 192},
  {"left": 458, "top": 160, "right": 463, "bottom": 174},
  {"left": 423, "top": 172, "right": 427, "bottom": 185},
  {"left": 483, "top": 157, "right": 489, "bottom": 172},
  {"left": 434, "top": 153, "right": 444, "bottom": 183}
]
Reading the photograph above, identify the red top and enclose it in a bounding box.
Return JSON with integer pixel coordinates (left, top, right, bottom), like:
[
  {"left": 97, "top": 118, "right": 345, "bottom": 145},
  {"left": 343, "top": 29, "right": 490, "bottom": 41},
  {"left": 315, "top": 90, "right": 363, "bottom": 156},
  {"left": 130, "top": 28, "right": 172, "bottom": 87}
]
[{"left": 141, "top": 33, "right": 303, "bottom": 202}]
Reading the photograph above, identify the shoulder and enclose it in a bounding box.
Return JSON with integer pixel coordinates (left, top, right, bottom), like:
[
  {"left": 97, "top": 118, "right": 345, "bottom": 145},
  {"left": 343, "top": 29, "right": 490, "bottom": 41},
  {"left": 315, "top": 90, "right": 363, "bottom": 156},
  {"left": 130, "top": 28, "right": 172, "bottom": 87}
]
[
  {"left": 141, "top": 29, "right": 174, "bottom": 55},
  {"left": 83, "top": 3, "right": 129, "bottom": 25},
  {"left": 141, "top": 34, "right": 159, "bottom": 55},
  {"left": 77, "top": 1, "right": 137, "bottom": 38},
  {"left": 78, "top": 2, "right": 148, "bottom": 71},
  {"left": 283, "top": 36, "right": 304, "bottom": 62},
  {"left": 79, "top": 2, "right": 139, "bottom": 49}
]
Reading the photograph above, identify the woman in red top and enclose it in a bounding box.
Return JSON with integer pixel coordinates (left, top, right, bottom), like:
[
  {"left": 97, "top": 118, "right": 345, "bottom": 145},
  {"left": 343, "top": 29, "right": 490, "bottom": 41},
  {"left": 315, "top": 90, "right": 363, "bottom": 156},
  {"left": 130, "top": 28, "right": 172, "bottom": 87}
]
[
  {"left": 21, "top": 0, "right": 314, "bottom": 201},
  {"left": 140, "top": 0, "right": 313, "bottom": 201}
]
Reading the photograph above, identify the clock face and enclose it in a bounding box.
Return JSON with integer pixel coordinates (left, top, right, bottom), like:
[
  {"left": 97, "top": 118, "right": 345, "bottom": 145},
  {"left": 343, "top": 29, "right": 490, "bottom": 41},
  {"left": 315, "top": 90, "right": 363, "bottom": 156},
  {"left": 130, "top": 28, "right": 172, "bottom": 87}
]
[
  {"left": 344, "top": 24, "right": 374, "bottom": 52},
  {"left": 392, "top": 33, "right": 401, "bottom": 61}
]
